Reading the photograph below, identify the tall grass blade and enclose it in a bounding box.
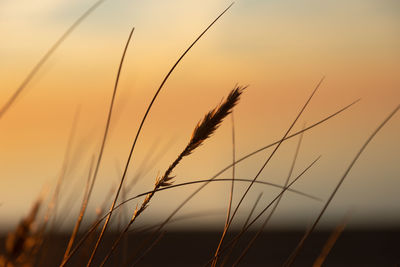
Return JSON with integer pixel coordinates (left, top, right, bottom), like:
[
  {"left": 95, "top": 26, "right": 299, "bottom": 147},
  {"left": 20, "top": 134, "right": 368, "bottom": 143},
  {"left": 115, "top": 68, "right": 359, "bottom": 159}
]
[
  {"left": 99, "top": 85, "right": 243, "bottom": 266},
  {"left": 233, "top": 124, "right": 305, "bottom": 265},
  {"left": 212, "top": 78, "right": 324, "bottom": 266},
  {"left": 205, "top": 156, "right": 321, "bottom": 266},
  {"left": 283, "top": 104, "right": 400, "bottom": 267},
  {"left": 86, "top": 4, "right": 234, "bottom": 266},
  {"left": 61, "top": 100, "right": 354, "bottom": 264}
]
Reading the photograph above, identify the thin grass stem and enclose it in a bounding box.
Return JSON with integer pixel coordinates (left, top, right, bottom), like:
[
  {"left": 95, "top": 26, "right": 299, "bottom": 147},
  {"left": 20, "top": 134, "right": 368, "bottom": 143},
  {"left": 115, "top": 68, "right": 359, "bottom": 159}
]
[
  {"left": 61, "top": 101, "right": 355, "bottom": 264},
  {"left": 283, "top": 104, "right": 400, "bottom": 267},
  {"left": 86, "top": 4, "right": 234, "bottom": 266},
  {"left": 212, "top": 78, "right": 324, "bottom": 266},
  {"left": 204, "top": 156, "right": 321, "bottom": 266},
  {"left": 233, "top": 123, "right": 305, "bottom": 265},
  {"left": 220, "top": 192, "right": 263, "bottom": 267}
]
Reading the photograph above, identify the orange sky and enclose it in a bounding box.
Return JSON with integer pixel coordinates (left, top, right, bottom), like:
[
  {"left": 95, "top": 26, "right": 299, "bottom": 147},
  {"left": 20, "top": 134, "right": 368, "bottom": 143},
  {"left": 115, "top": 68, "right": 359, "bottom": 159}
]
[{"left": 0, "top": 0, "right": 399, "bottom": 231}]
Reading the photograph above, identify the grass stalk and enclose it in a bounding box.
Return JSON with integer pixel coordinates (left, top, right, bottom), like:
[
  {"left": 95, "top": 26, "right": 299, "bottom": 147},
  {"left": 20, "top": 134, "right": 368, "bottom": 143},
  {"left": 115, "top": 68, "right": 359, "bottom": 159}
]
[
  {"left": 60, "top": 100, "right": 354, "bottom": 264},
  {"left": 212, "top": 78, "right": 324, "bottom": 266},
  {"left": 233, "top": 124, "right": 305, "bottom": 265},
  {"left": 99, "top": 86, "right": 244, "bottom": 266},
  {"left": 283, "top": 104, "right": 400, "bottom": 266},
  {"left": 312, "top": 213, "right": 350, "bottom": 267},
  {"left": 205, "top": 156, "right": 321, "bottom": 266},
  {"left": 86, "top": 4, "right": 234, "bottom": 266},
  {"left": 62, "top": 156, "right": 96, "bottom": 260},
  {"left": 115, "top": 100, "right": 357, "bottom": 264},
  {"left": 220, "top": 192, "right": 263, "bottom": 266}
]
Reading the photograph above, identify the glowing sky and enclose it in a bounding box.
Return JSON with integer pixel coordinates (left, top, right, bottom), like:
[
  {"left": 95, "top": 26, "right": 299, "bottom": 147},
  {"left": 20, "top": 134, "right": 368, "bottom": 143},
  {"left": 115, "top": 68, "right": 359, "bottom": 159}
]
[{"left": 0, "top": 0, "right": 399, "bottom": 231}]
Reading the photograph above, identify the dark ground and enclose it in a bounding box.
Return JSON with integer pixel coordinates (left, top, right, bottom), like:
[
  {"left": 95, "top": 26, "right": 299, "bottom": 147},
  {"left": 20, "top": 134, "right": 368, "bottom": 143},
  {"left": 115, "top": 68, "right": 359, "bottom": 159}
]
[{"left": 1, "top": 229, "right": 399, "bottom": 266}]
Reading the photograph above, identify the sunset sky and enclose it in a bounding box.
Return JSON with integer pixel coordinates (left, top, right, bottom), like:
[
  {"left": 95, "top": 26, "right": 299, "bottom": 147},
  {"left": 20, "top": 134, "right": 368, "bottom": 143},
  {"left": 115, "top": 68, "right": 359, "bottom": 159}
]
[{"left": 0, "top": 0, "right": 399, "bottom": 231}]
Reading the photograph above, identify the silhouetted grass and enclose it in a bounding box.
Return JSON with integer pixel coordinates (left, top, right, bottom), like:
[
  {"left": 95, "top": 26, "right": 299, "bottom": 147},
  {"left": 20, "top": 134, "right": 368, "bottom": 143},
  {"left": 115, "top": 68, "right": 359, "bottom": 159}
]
[{"left": 1, "top": 2, "right": 399, "bottom": 267}]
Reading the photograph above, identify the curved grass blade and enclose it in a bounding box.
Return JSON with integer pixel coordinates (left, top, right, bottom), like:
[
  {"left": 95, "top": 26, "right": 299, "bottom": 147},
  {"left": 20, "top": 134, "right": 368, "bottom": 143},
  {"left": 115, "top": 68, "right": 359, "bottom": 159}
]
[
  {"left": 61, "top": 100, "right": 356, "bottom": 264},
  {"left": 86, "top": 3, "right": 235, "bottom": 266}
]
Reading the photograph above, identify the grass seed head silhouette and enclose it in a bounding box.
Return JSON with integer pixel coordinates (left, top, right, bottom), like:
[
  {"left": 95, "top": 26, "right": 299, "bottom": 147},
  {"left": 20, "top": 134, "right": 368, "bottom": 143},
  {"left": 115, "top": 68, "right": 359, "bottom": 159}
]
[
  {"left": 138, "top": 85, "right": 246, "bottom": 215},
  {"left": 160, "top": 85, "right": 246, "bottom": 187}
]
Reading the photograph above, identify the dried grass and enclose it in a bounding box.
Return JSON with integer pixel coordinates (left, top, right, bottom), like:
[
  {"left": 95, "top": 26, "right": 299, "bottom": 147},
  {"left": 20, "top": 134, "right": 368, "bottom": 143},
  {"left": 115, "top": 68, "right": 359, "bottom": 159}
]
[{"left": 1, "top": 1, "right": 398, "bottom": 266}]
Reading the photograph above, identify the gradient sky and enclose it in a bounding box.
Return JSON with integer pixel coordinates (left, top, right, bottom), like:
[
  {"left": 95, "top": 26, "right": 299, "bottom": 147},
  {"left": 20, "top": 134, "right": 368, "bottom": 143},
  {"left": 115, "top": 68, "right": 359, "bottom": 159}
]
[{"left": 0, "top": 0, "right": 399, "bottom": 231}]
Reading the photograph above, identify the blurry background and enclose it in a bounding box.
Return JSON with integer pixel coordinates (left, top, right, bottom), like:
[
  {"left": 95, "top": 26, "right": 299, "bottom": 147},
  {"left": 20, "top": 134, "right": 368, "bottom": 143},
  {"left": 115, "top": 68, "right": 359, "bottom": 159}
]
[{"left": 0, "top": 0, "right": 399, "bottom": 232}]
